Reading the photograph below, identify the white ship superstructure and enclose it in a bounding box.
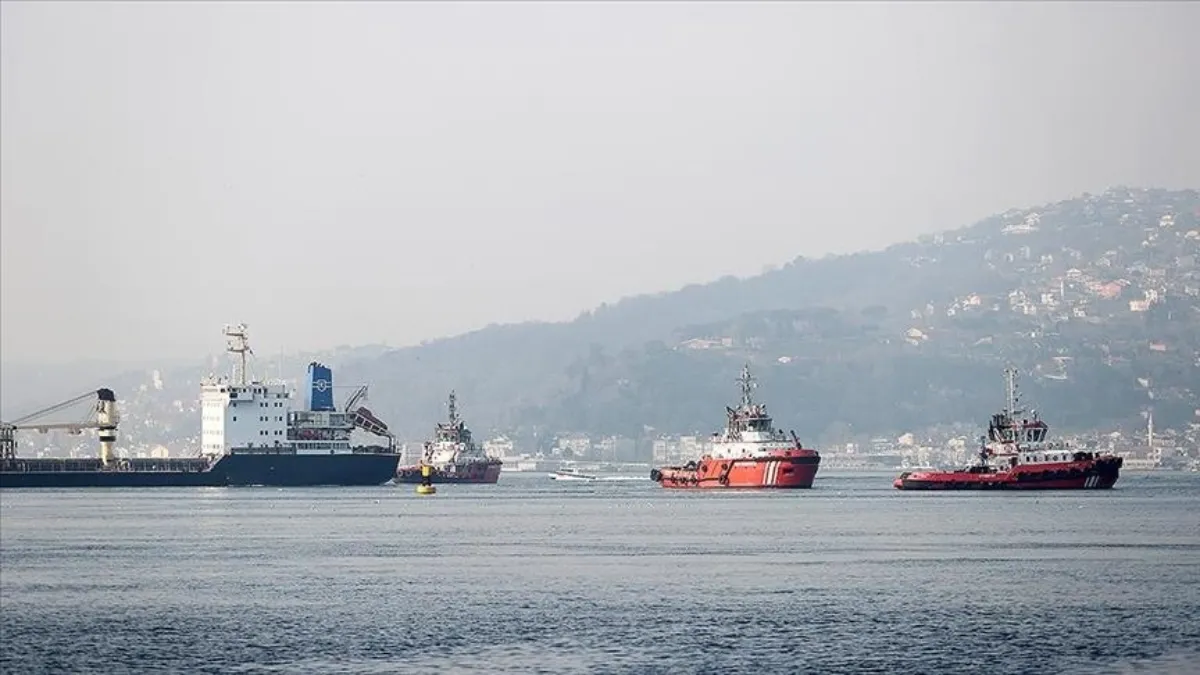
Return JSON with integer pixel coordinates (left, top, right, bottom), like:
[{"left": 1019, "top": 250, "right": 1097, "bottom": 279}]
[
  {"left": 396, "top": 390, "right": 502, "bottom": 484},
  {"left": 200, "top": 325, "right": 292, "bottom": 455},
  {"left": 200, "top": 324, "right": 394, "bottom": 457},
  {"left": 979, "top": 368, "right": 1075, "bottom": 469},
  {"left": 422, "top": 391, "right": 484, "bottom": 465},
  {"left": 708, "top": 364, "right": 804, "bottom": 461}
]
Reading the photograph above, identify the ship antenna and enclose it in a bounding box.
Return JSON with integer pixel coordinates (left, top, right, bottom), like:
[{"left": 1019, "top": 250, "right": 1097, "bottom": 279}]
[
  {"left": 738, "top": 363, "right": 756, "bottom": 407},
  {"left": 448, "top": 390, "right": 458, "bottom": 425},
  {"left": 224, "top": 323, "right": 254, "bottom": 386}
]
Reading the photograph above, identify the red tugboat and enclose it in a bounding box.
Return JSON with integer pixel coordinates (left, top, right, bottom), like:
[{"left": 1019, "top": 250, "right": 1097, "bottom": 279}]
[
  {"left": 650, "top": 363, "right": 821, "bottom": 489},
  {"left": 893, "top": 368, "right": 1123, "bottom": 491},
  {"left": 395, "top": 391, "right": 502, "bottom": 485}
]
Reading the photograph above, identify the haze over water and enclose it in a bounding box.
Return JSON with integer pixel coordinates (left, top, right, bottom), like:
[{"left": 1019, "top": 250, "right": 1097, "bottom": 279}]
[
  {"left": 2, "top": 472, "right": 1198, "bottom": 674},
  {"left": 3, "top": 2, "right": 1199, "bottom": 364}
]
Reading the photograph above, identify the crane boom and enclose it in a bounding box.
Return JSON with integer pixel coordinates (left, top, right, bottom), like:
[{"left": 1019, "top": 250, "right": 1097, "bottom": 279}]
[
  {"left": 0, "top": 388, "right": 120, "bottom": 463},
  {"left": 8, "top": 389, "right": 106, "bottom": 426},
  {"left": 343, "top": 385, "right": 369, "bottom": 414},
  {"left": 9, "top": 423, "right": 98, "bottom": 432}
]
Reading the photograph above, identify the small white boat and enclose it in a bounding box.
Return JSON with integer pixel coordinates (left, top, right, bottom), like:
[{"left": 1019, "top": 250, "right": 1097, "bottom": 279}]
[{"left": 549, "top": 468, "right": 597, "bottom": 481}]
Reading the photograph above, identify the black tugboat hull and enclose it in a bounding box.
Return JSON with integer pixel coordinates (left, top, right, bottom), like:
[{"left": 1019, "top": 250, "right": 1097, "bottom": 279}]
[{"left": 394, "top": 462, "right": 502, "bottom": 484}]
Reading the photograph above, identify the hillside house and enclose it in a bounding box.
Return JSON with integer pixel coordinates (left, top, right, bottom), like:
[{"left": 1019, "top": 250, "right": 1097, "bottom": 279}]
[
  {"left": 1002, "top": 213, "right": 1041, "bottom": 235},
  {"left": 680, "top": 337, "right": 732, "bottom": 350},
  {"left": 1090, "top": 281, "right": 1123, "bottom": 299}
]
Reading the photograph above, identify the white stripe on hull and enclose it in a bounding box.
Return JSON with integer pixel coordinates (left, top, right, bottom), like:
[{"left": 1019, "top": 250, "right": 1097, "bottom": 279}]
[{"left": 764, "top": 460, "right": 780, "bottom": 486}]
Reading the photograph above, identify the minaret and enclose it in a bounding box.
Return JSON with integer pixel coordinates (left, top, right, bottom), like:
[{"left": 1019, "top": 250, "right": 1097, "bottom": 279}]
[{"left": 1148, "top": 409, "right": 1154, "bottom": 455}]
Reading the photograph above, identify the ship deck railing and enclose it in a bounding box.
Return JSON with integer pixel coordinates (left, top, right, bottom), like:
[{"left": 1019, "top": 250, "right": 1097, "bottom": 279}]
[{"left": 227, "top": 445, "right": 398, "bottom": 456}]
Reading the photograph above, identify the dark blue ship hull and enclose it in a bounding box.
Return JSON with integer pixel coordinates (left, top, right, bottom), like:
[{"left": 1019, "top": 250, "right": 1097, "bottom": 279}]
[
  {"left": 211, "top": 452, "right": 401, "bottom": 487},
  {"left": 0, "top": 451, "right": 400, "bottom": 488}
]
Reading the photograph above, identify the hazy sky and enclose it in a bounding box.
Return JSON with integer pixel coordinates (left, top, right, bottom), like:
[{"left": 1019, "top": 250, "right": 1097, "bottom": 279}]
[{"left": 2, "top": 1, "right": 1197, "bottom": 364}]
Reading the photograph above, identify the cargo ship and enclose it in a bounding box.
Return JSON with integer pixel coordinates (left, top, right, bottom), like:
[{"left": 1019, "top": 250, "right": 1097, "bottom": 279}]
[
  {"left": 650, "top": 363, "right": 820, "bottom": 489},
  {"left": 395, "top": 391, "right": 502, "bottom": 484},
  {"left": 0, "top": 324, "right": 401, "bottom": 488},
  {"left": 893, "top": 368, "right": 1123, "bottom": 490}
]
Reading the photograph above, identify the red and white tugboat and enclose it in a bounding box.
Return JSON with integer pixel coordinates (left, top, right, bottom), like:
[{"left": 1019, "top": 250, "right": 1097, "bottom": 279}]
[
  {"left": 894, "top": 368, "right": 1123, "bottom": 490},
  {"left": 650, "top": 363, "right": 821, "bottom": 489},
  {"left": 395, "top": 391, "right": 502, "bottom": 485}
]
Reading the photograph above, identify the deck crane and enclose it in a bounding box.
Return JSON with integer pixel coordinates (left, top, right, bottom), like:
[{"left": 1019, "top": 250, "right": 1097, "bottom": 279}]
[
  {"left": 0, "top": 389, "right": 121, "bottom": 465},
  {"left": 335, "top": 383, "right": 396, "bottom": 451}
]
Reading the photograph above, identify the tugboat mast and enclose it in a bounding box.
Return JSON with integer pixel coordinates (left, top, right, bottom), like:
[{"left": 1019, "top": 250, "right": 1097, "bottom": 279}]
[{"left": 738, "top": 363, "right": 756, "bottom": 408}]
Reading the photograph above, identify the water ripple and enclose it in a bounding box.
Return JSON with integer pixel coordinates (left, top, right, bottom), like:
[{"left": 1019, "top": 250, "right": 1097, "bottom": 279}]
[{"left": 3, "top": 471, "right": 1198, "bottom": 674}]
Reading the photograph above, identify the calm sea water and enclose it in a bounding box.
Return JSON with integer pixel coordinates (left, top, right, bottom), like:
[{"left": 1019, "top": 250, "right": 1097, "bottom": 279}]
[{"left": 2, "top": 471, "right": 1198, "bottom": 674}]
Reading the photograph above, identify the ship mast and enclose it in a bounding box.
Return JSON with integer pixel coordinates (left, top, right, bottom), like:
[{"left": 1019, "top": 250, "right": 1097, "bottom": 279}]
[
  {"left": 223, "top": 323, "right": 254, "bottom": 386},
  {"left": 1004, "top": 367, "right": 1021, "bottom": 419},
  {"left": 738, "top": 363, "right": 756, "bottom": 408},
  {"left": 448, "top": 390, "right": 459, "bottom": 426}
]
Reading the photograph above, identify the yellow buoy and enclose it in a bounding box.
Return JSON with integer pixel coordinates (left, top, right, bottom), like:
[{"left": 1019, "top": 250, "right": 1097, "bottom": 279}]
[{"left": 416, "top": 463, "right": 436, "bottom": 495}]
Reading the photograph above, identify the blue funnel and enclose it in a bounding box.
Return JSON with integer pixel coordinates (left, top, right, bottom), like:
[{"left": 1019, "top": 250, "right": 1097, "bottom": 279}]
[{"left": 305, "top": 362, "right": 336, "bottom": 412}]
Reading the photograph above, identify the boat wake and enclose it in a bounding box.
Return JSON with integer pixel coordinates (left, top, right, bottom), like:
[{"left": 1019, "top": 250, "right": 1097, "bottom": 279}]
[{"left": 549, "top": 471, "right": 646, "bottom": 483}]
